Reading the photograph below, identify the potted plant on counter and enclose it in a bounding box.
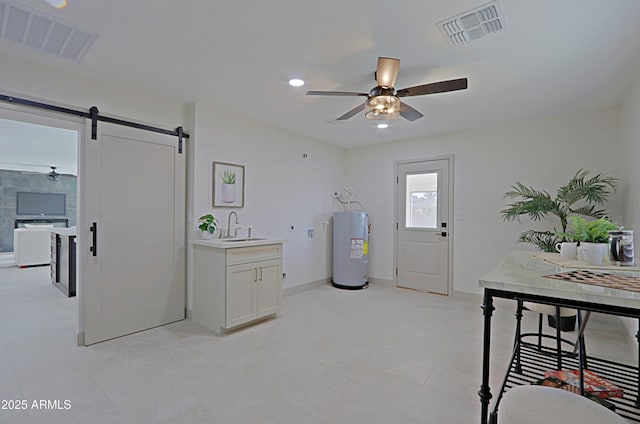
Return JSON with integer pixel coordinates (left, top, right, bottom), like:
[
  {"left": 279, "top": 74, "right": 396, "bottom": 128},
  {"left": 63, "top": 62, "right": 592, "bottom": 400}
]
[
  {"left": 198, "top": 214, "right": 219, "bottom": 240},
  {"left": 565, "top": 216, "right": 618, "bottom": 244},
  {"left": 562, "top": 216, "right": 619, "bottom": 265},
  {"left": 501, "top": 169, "right": 618, "bottom": 252}
]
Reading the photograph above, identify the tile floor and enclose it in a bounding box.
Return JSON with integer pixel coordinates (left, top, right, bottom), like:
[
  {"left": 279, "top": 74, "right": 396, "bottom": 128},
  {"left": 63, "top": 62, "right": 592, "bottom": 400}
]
[{"left": 0, "top": 254, "right": 635, "bottom": 423}]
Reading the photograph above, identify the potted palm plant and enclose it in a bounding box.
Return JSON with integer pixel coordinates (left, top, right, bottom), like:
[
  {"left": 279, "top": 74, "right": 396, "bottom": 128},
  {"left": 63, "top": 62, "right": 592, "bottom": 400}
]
[
  {"left": 501, "top": 169, "right": 618, "bottom": 252},
  {"left": 198, "top": 214, "right": 219, "bottom": 239}
]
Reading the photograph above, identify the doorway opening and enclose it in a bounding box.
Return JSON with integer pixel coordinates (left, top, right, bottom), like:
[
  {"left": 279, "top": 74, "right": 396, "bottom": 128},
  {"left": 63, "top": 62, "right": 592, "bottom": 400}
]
[{"left": 0, "top": 105, "right": 82, "bottom": 341}]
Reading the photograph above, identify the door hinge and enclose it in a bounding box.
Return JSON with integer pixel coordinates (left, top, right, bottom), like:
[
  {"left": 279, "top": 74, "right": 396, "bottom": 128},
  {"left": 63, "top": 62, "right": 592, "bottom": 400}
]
[
  {"left": 396, "top": 222, "right": 398, "bottom": 230},
  {"left": 395, "top": 267, "right": 398, "bottom": 276}
]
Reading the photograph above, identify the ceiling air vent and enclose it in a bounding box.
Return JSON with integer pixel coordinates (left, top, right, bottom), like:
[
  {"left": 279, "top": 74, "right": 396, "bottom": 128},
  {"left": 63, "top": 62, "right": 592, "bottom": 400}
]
[
  {"left": 0, "top": 0, "right": 97, "bottom": 61},
  {"left": 437, "top": 0, "right": 507, "bottom": 47}
]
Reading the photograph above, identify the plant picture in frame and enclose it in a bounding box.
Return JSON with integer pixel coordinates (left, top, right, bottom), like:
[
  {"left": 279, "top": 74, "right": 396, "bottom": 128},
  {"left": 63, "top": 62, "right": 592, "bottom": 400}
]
[{"left": 212, "top": 162, "right": 245, "bottom": 208}]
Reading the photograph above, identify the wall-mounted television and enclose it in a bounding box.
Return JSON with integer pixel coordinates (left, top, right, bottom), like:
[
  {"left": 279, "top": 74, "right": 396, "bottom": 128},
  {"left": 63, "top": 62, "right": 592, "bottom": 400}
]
[{"left": 16, "top": 192, "right": 66, "bottom": 216}]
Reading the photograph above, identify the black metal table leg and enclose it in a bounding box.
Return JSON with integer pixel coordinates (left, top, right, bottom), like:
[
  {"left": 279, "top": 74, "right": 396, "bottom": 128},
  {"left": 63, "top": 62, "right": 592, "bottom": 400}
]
[
  {"left": 555, "top": 305, "right": 562, "bottom": 370},
  {"left": 577, "top": 309, "right": 585, "bottom": 396},
  {"left": 515, "top": 300, "right": 523, "bottom": 374},
  {"left": 479, "top": 289, "right": 495, "bottom": 424}
]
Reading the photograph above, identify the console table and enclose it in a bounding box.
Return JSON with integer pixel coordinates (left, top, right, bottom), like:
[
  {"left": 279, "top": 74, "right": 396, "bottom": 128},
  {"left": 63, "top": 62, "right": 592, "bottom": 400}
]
[
  {"left": 51, "top": 228, "right": 76, "bottom": 297},
  {"left": 479, "top": 251, "right": 640, "bottom": 423}
]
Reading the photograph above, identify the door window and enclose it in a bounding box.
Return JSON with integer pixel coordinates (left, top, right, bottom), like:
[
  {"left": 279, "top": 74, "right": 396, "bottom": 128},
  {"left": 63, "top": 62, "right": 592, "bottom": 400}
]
[{"left": 405, "top": 172, "right": 438, "bottom": 229}]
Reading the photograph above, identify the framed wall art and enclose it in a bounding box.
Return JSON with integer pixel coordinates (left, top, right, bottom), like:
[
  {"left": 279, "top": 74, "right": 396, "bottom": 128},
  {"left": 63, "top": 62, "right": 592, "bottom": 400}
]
[{"left": 212, "top": 161, "right": 245, "bottom": 208}]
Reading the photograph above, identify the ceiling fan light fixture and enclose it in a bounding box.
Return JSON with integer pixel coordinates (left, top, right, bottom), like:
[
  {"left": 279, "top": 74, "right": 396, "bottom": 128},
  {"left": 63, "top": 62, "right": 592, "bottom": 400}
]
[
  {"left": 44, "top": 0, "right": 67, "bottom": 9},
  {"left": 365, "top": 95, "right": 400, "bottom": 120},
  {"left": 288, "top": 78, "right": 304, "bottom": 87}
]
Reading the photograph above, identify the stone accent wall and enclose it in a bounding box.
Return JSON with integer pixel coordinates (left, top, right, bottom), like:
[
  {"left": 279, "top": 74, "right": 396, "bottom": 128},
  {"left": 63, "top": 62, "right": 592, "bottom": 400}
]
[{"left": 0, "top": 169, "right": 76, "bottom": 252}]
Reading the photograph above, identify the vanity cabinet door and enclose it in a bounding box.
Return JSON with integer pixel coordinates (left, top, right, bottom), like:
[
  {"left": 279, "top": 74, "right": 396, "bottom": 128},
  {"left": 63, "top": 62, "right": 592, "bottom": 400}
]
[
  {"left": 256, "top": 259, "right": 282, "bottom": 318},
  {"left": 226, "top": 263, "right": 257, "bottom": 327}
]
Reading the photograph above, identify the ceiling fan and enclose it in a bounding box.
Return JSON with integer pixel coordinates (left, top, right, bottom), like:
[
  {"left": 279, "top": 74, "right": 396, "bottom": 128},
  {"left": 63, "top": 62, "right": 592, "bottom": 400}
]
[
  {"left": 1, "top": 163, "right": 63, "bottom": 180},
  {"left": 48, "top": 166, "right": 60, "bottom": 181},
  {"left": 307, "top": 57, "right": 468, "bottom": 122}
]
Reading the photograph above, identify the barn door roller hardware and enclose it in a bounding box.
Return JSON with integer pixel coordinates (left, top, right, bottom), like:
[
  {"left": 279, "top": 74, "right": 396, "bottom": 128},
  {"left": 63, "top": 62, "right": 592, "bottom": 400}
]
[{"left": 0, "top": 93, "right": 189, "bottom": 152}]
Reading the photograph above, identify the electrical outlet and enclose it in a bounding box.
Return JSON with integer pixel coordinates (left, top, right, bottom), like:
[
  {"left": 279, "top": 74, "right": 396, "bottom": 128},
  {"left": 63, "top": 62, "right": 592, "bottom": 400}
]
[
  {"left": 282, "top": 272, "right": 287, "bottom": 279},
  {"left": 307, "top": 228, "right": 315, "bottom": 239}
]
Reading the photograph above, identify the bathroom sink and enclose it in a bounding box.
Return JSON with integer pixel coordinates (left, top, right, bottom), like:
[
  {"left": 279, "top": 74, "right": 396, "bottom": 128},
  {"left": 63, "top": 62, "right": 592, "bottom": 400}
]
[{"left": 194, "top": 237, "right": 286, "bottom": 249}]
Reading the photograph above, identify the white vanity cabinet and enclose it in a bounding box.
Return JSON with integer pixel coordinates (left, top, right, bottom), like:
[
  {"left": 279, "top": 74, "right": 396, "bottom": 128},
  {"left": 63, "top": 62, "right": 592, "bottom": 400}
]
[{"left": 192, "top": 241, "right": 283, "bottom": 334}]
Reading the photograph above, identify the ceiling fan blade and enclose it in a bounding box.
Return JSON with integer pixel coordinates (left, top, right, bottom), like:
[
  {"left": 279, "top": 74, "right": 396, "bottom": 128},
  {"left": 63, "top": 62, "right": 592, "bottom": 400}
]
[
  {"left": 399, "top": 102, "right": 424, "bottom": 121},
  {"left": 336, "top": 103, "right": 366, "bottom": 121},
  {"left": 396, "top": 78, "right": 468, "bottom": 97},
  {"left": 376, "top": 57, "right": 400, "bottom": 88},
  {"left": 306, "top": 90, "right": 368, "bottom": 97}
]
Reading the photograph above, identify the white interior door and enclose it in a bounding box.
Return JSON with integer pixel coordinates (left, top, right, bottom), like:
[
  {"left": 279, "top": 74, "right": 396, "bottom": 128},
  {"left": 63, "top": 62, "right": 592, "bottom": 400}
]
[
  {"left": 395, "top": 159, "right": 451, "bottom": 295},
  {"left": 81, "top": 122, "right": 185, "bottom": 345}
]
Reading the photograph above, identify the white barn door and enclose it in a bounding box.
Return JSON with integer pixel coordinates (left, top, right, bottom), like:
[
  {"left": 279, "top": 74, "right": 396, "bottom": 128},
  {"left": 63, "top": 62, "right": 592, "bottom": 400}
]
[{"left": 81, "top": 122, "right": 185, "bottom": 345}]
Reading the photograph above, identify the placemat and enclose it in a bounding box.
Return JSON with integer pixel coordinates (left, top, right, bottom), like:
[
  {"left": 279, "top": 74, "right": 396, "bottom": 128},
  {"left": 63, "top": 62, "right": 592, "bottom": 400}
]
[
  {"left": 532, "top": 252, "right": 640, "bottom": 272},
  {"left": 544, "top": 269, "right": 640, "bottom": 293}
]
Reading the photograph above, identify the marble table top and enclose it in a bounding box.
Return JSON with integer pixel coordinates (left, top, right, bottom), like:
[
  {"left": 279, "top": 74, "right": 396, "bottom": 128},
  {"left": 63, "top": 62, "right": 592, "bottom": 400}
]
[{"left": 479, "top": 251, "right": 640, "bottom": 311}]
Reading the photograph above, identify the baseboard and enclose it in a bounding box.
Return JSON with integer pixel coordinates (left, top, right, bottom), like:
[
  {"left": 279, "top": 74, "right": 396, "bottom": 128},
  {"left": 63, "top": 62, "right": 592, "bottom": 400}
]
[
  {"left": 76, "top": 332, "right": 84, "bottom": 346},
  {"left": 283, "top": 278, "right": 330, "bottom": 296},
  {"left": 368, "top": 277, "right": 394, "bottom": 287}
]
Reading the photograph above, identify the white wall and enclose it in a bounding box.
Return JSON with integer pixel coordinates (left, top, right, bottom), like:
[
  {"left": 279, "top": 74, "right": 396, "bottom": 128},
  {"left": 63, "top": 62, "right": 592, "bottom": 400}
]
[
  {"left": 191, "top": 103, "right": 346, "bottom": 302},
  {"left": 0, "top": 52, "right": 184, "bottom": 127},
  {"left": 621, "top": 76, "right": 640, "bottom": 254},
  {"left": 619, "top": 73, "right": 640, "bottom": 357},
  {"left": 347, "top": 108, "right": 622, "bottom": 295}
]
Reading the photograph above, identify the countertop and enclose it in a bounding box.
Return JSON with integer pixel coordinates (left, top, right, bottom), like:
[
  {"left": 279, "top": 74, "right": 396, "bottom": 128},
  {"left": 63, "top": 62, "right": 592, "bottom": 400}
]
[
  {"left": 479, "top": 251, "right": 640, "bottom": 310},
  {"left": 192, "top": 238, "right": 286, "bottom": 249}
]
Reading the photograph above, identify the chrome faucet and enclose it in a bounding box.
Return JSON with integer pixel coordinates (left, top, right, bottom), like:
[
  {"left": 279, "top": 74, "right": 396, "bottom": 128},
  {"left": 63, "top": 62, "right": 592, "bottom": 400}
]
[{"left": 226, "top": 211, "right": 239, "bottom": 238}]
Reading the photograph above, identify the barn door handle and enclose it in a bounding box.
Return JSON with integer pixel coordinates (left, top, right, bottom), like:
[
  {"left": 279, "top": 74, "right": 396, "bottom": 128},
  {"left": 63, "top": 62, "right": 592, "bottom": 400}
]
[{"left": 90, "top": 222, "right": 97, "bottom": 257}]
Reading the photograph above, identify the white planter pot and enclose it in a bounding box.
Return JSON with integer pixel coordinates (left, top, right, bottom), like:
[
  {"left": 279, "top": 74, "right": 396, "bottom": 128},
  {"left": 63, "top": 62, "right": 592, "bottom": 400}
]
[
  {"left": 201, "top": 231, "right": 213, "bottom": 240},
  {"left": 577, "top": 242, "right": 607, "bottom": 266},
  {"left": 222, "top": 183, "right": 236, "bottom": 203}
]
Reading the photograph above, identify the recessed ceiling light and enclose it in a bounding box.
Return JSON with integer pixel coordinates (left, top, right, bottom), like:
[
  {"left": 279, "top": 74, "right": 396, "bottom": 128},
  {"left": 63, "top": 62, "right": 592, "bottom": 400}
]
[
  {"left": 288, "top": 78, "right": 304, "bottom": 87},
  {"left": 45, "top": 0, "right": 68, "bottom": 8},
  {"left": 377, "top": 123, "right": 389, "bottom": 129}
]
